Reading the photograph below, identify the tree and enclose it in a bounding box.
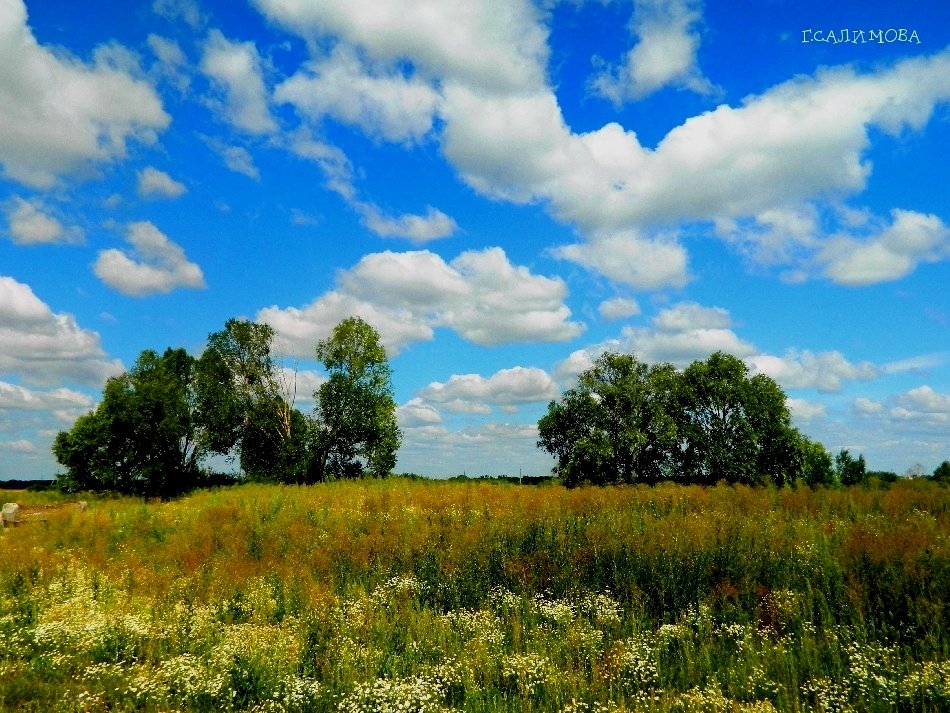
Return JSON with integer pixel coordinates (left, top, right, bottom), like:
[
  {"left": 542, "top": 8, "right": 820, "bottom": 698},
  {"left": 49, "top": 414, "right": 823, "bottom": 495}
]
[
  {"left": 799, "top": 436, "right": 835, "bottom": 487},
  {"left": 196, "top": 318, "right": 309, "bottom": 481},
  {"left": 931, "top": 460, "right": 950, "bottom": 483},
  {"left": 312, "top": 317, "right": 401, "bottom": 479},
  {"left": 835, "top": 449, "right": 867, "bottom": 486},
  {"left": 672, "top": 352, "right": 801, "bottom": 486},
  {"left": 538, "top": 353, "right": 678, "bottom": 486},
  {"left": 54, "top": 348, "right": 202, "bottom": 497}
]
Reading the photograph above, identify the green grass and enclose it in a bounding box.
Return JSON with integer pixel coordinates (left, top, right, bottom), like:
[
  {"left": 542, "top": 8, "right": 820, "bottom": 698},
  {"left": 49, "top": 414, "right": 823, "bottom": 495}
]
[{"left": 0, "top": 478, "right": 948, "bottom": 711}]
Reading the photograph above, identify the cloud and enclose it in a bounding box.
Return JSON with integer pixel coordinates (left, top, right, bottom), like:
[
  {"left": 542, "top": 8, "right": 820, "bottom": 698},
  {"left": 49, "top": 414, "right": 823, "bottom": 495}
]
[
  {"left": 0, "top": 0, "right": 169, "bottom": 187},
  {"left": 418, "top": 367, "right": 560, "bottom": 414},
  {"left": 275, "top": 44, "right": 441, "bottom": 144},
  {"left": 94, "top": 221, "right": 206, "bottom": 297},
  {"left": 786, "top": 398, "right": 827, "bottom": 423},
  {"left": 619, "top": 302, "right": 754, "bottom": 366},
  {"left": 723, "top": 206, "right": 950, "bottom": 286},
  {"left": 147, "top": 33, "right": 187, "bottom": 66},
  {"left": 287, "top": 129, "right": 358, "bottom": 200},
  {"left": 275, "top": 367, "right": 325, "bottom": 409},
  {"left": 551, "top": 230, "right": 690, "bottom": 289},
  {"left": 896, "top": 385, "right": 950, "bottom": 416},
  {"left": 200, "top": 134, "right": 261, "bottom": 179},
  {"left": 748, "top": 351, "right": 878, "bottom": 392},
  {"left": 591, "top": 0, "right": 716, "bottom": 103},
  {"left": 439, "top": 45, "right": 950, "bottom": 285},
  {"left": 257, "top": 247, "right": 584, "bottom": 355},
  {"left": 218, "top": 144, "right": 260, "bottom": 179},
  {"left": 260, "top": 290, "right": 433, "bottom": 358},
  {"left": 851, "top": 386, "right": 950, "bottom": 439},
  {"left": 152, "top": 0, "right": 205, "bottom": 28},
  {"left": 0, "top": 275, "right": 123, "bottom": 386},
  {"left": 599, "top": 297, "right": 641, "bottom": 321},
  {"left": 853, "top": 397, "right": 885, "bottom": 416},
  {"left": 397, "top": 397, "right": 442, "bottom": 428},
  {"left": 553, "top": 301, "right": 881, "bottom": 394},
  {"left": 553, "top": 301, "right": 754, "bottom": 378},
  {"left": 200, "top": 29, "right": 276, "bottom": 134},
  {"left": 0, "top": 379, "right": 94, "bottom": 423},
  {"left": 396, "top": 419, "right": 552, "bottom": 477},
  {"left": 244, "top": 3, "right": 950, "bottom": 291},
  {"left": 0, "top": 438, "right": 37, "bottom": 453},
  {"left": 252, "top": 0, "right": 550, "bottom": 93},
  {"left": 820, "top": 209, "right": 950, "bottom": 286},
  {"left": 147, "top": 34, "right": 190, "bottom": 92},
  {"left": 137, "top": 166, "right": 187, "bottom": 199},
  {"left": 357, "top": 203, "right": 457, "bottom": 243},
  {"left": 286, "top": 129, "right": 456, "bottom": 242},
  {"left": 4, "top": 197, "right": 83, "bottom": 245}
]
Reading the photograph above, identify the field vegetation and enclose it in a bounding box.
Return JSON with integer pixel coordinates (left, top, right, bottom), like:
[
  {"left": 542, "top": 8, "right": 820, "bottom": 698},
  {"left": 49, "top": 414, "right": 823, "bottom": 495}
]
[{"left": 2, "top": 477, "right": 948, "bottom": 712}]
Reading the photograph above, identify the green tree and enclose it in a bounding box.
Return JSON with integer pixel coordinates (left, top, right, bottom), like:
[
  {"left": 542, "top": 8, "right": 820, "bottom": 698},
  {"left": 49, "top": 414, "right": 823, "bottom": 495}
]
[
  {"left": 54, "top": 348, "right": 202, "bottom": 497},
  {"left": 799, "top": 436, "right": 836, "bottom": 487},
  {"left": 931, "top": 460, "right": 950, "bottom": 483},
  {"left": 537, "top": 353, "right": 679, "bottom": 486},
  {"left": 313, "top": 317, "right": 401, "bottom": 480},
  {"left": 834, "top": 449, "right": 867, "bottom": 486},
  {"left": 672, "top": 352, "right": 801, "bottom": 486},
  {"left": 196, "top": 319, "right": 309, "bottom": 481}
]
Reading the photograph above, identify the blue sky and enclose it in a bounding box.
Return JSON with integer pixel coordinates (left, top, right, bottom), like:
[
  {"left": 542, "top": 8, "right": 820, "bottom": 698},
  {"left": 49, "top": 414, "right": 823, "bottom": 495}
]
[{"left": 1, "top": 0, "right": 948, "bottom": 479}]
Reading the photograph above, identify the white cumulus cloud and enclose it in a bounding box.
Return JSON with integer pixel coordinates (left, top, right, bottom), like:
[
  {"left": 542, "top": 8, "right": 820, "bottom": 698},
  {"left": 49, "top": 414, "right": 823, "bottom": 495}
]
[
  {"left": 252, "top": 0, "right": 549, "bottom": 93},
  {"left": 357, "top": 203, "right": 457, "bottom": 243},
  {"left": 94, "top": 222, "right": 206, "bottom": 297},
  {"left": 0, "top": 0, "right": 169, "bottom": 187},
  {"left": 418, "top": 367, "right": 560, "bottom": 414},
  {"left": 275, "top": 44, "right": 441, "bottom": 144},
  {"left": 200, "top": 29, "right": 276, "bottom": 134},
  {"left": 0, "top": 275, "right": 122, "bottom": 386},
  {"left": 599, "top": 297, "right": 641, "bottom": 321},
  {"left": 820, "top": 209, "right": 950, "bottom": 286},
  {"left": 748, "top": 351, "right": 879, "bottom": 392},
  {"left": 257, "top": 247, "right": 584, "bottom": 356},
  {"left": 592, "top": 0, "right": 716, "bottom": 103},
  {"left": 137, "top": 166, "right": 187, "bottom": 199},
  {"left": 4, "top": 197, "right": 83, "bottom": 245}
]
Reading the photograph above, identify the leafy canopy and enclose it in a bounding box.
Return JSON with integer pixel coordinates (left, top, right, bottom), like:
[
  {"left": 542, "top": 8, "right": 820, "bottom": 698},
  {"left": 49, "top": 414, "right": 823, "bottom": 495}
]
[
  {"left": 54, "top": 316, "right": 402, "bottom": 495},
  {"left": 314, "top": 316, "right": 401, "bottom": 479},
  {"left": 539, "top": 351, "right": 804, "bottom": 487},
  {"left": 54, "top": 348, "right": 202, "bottom": 497}
]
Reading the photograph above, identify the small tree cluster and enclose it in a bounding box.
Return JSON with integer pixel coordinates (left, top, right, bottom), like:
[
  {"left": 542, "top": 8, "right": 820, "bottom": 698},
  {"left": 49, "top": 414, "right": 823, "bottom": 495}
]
[
  {"left": 538, "top": 351, "right": 833, "bottom": 488},
  {"left": 54, "top": 317, "right": 400, "bottom": 496},
  {"left": 931, "top": 460, "right": 950, "bottom": 483}
]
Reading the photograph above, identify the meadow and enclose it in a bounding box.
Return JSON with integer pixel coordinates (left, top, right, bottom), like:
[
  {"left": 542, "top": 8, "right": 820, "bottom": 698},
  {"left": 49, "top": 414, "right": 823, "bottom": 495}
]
[{"left": 1, "top": 478, "right": 948, "bottom": 712}]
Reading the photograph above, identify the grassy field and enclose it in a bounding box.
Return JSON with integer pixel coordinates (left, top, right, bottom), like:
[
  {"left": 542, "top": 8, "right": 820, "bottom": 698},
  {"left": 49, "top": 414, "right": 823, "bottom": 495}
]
[{"left": 1, "top": 478, "right": 948, "bottom": 712}]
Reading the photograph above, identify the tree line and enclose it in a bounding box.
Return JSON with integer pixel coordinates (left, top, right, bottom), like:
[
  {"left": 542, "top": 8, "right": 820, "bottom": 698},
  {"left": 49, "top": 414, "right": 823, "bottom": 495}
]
[
  {"left": 536, "top": 351, "right": 935, "bottom": 488},
  {"left": 53, "top": 316, "right": 947, "bottom": 496},
  {"left": 53, "top": 317, "right": 400, "bottom": 497}
]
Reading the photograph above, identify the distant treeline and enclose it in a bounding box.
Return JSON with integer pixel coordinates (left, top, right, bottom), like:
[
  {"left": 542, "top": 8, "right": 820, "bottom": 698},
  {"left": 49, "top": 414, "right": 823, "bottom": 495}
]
[
  {"left": 0, "top": 479, "right": 57, "bottom": 491},
  {"left": 447, "top": 474, "right": 557, "bottom": 486}
]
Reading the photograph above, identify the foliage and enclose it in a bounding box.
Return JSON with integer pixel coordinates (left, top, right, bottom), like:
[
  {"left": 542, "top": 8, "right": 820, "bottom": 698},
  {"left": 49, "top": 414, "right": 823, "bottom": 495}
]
[
  {"left": 2, "top": 478, "right": 949, "bottom": 712},
  {"left": 53, "top": 348, "right": 203, "bottom": 497},
  {"left": 197, "top": 318, "right": 310, "bottom": 483},
  {"left": 835, "top": 449, "right": 867, "bottom": 487},
  {"left": 312, "top": 317, "right": 401, "bottom": 480},
  {"left": 932, "top": 460, "right": 950, "bottom": 483},
  {"left": 798, "top": 437, "right": 836, "bottom": 488},
  {"left": 539, "top": 351, "right": 802, "bottom": 487},
  {"left": 673, "top": 353, "right": 801, "bottom": 486},
  {"left": 538, "top": 353, "right": 677, "bottom": 486},
  {"left": 53, "top": 316, "right": 404, "bottom": 493}
]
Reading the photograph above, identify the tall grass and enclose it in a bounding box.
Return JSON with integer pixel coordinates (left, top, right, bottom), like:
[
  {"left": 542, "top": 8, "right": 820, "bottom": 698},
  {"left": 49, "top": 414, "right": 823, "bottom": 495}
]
[{"left": 1, "top": 478, "right": 947, "bottom": 711}]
